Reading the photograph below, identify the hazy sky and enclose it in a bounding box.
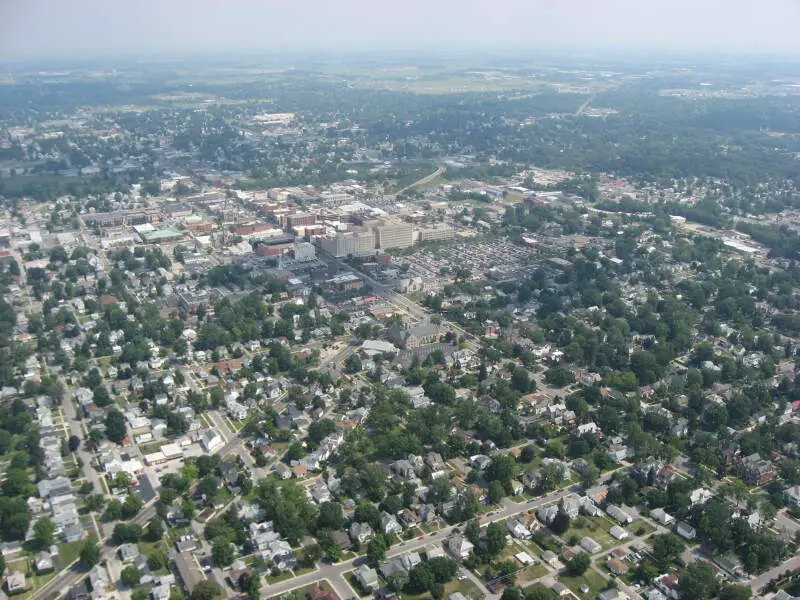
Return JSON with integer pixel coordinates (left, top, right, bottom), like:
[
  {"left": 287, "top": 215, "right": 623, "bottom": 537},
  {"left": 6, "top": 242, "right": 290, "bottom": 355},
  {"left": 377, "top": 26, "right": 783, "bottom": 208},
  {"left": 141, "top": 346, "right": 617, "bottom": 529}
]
[{"left": 2, "top": 0, "right": 800, "bottom": 60}]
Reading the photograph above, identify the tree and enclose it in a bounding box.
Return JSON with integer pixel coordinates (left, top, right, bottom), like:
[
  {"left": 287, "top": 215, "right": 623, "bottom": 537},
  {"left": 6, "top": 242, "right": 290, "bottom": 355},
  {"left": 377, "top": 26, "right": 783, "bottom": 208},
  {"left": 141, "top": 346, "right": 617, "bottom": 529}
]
[
  {"left": 308, "top": 419, "right": 336, "bottom": 445},
  {"left": 344, "top": 354, "right": 362, "bottom": 373},
  {"left": 549, "top": 509, "right": 570, "bottom": 535},
  {"left": 428, "top": 557, "right": 458, "bottom": 583},
  {"left": 406, "top": 563, "right": 435, "bottom": 594},
  {"left": 580, "top": 465, "right": 599, "bottom": 488},
  {"left": 520, "top": 446, "right": 535, "bottom": 463},
  {"left": 244, "top": 572, "right": 262, "bottom": 600},
  {"left": 198, "top": 475, "right": 219, "bottom": 499},
  {"left": 525, "top": 584, "right": 557, "bottom": 600},
  {"left": 105, "top": 409, "right": 127, "bottom": 444},
  {"left": 68, "top": 435, "right": 81, "bottom": 452},
  {"left": 367, "top": 537, "right": 386, "bottom": 564},
  {"left": 486, "top": 454, "right": 518, "bottom": 487},
  {"left": 566, "top": 552, "right": 590, "bottom": 576},
  {"left": 80, "top": 538, "right": 100, "bottom": 568},
  {"left": 354, "top": 502, "right": 380, "bottom": 529},
  {"left": 650, "top": 533, "right": 685, "bottom": 569},
  {"left": 502, "top": 587, "right": 523, "bottom": 600},
  {"left": 190, "top": 581, "right": 220, "bottom": 600},
  {"left": 465, "top": 519, "right": 481, "bottom": 544},
  {"left": 121, "top": 566, "right": 140, "bottom": 587},
  {"left": 719, "top": 584, "right": 752, "bottom": 600},
  {"left": 487, "top": 480, "right": 505, "bottom": 505},
  {"left": 33, "top": 516, "right": 56, "bottom": 550},
  {"left": 679, "top": 563, "right": 719, "bottom": 600},
  {"left": 212, "top": 541, "right": 235, "bottom": 567},
  {"left": 112, "top": 523, "right": 143, "bottom": 544},
  {"left": 147, "top": 516, "right": 165, "bottom": 541},
  {"left": 148, "top": 550, "right": 169, "bottom": 570},
  {"left": 544, "top": 366, "right": 574, "bottom": 387},
  {"left": 317, "top": 502, "right": 344, "bottom": 530},
  {"left": 485, "top": 522, "right": 507, "bottom": 558}
]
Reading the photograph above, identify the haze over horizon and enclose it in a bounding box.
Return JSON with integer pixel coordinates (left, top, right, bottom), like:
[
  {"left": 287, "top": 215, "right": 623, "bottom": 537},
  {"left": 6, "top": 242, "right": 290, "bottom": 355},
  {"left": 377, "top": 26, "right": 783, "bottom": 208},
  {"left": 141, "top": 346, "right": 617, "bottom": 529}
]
[{"left": 2, "top": 0, "right": 800, "bottom": 62}]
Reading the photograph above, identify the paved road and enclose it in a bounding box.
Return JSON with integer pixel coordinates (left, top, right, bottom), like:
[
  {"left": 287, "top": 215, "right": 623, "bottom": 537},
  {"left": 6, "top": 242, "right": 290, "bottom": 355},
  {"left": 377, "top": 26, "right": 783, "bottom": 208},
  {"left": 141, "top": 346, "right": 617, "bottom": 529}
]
[
  {"left": 394, "top": 167, "right": 446, "bottom": 196},
  {"left": 774, "top": 509, "right": 800, "bottom": 541},
  {"left": 34, "top": 417, "right": 247, "bottom": 600},
  {"left": 34, "top": 500, "right": 159, "bottom": 600},
  {"left": 61, "top": 390, "right": 107, "bottom": 498},
  {"left": 748, "top": 554, "right": 800, "bottom": 592},
  {"left": 260, "top": 490, "right": 573, "bottom": 599},
  {"left": 207, "top": 411, "right": 270, "bottom": 480}
]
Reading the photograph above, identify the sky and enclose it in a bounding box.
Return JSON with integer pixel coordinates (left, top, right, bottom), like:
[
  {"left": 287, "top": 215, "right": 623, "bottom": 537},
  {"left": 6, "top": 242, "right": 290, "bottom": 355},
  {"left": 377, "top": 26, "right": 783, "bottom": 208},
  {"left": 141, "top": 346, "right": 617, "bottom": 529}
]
[{"left": 2, "top": 0, "right": 800, "bottom": 61}]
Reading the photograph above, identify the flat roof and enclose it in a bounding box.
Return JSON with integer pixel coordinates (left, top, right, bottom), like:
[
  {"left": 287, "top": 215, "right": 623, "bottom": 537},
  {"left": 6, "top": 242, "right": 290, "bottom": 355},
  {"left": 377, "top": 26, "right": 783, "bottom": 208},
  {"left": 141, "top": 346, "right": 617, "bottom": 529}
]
[{"left": 142, "top": 228, "right": 183, "bottom": 241}]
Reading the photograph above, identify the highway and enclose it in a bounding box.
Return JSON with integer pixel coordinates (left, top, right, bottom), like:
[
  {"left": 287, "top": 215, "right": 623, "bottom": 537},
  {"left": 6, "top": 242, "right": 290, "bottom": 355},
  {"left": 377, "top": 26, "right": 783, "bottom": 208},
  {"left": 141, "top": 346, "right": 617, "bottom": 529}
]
[
  {"left": 393, "top": 167, "right": 446, "bottom": 196},
  {"left": 260, "top": 489, "right": 573, "bottom": 600}
]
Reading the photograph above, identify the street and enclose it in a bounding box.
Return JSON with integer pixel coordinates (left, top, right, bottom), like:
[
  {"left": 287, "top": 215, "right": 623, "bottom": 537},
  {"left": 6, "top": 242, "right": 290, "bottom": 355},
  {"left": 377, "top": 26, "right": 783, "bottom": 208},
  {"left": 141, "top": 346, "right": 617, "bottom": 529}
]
[{"left": 259, "top": 490, "right": 573, "bottom": 600}]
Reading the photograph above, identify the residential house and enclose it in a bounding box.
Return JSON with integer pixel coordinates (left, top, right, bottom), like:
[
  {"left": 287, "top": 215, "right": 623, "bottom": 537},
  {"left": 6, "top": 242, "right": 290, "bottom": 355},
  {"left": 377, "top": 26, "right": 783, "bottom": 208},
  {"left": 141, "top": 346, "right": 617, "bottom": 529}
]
[
  {"left": 739, "top": 453, "right": 775, "bottom": 486},
  {"left": 331, "top": 530, "right": 352, "bottom": 551},
  {"left": 309, "top": 480, "right": 332, "bottom": 504},
  {"left": 676, "top": 522, "right": 696, "bottom": 540},
  {"left": 580, "top": 538, "right": 602, "bottom": 554},
  {"left": 607, "top": 444, "right": 632, "bottom": 463},
  {"left": 34, "top": 552, "right": 54, "bottom": 573},
  {"left": 446, "top": 533, "right": 474, "bottom": 559},
  {"left": 561, "top": 496, "right": 580, "bottom": 518},
  {"left": 607, "top": 558, "right": 630, "bottom": 576},
  {"left": 538, "top": 505, "right": 559, "bottom": 526},
  {"left": 540, "top": 550, "right": 559, "bottom": 568},
  {"left": 263, "top": 540, "right": 296, "bottom": 571},
  {"left": 380, "top": 511, "right": 402, "bottom": 535},
  {"left": 273, "top": 463, "right": 292, "bottom": 480},
  {"left": 354, "top": 565, "right": 379, "bottom": 592},
  {"left": 6, "top": 572, "right": 26, "bottom": 595},
  {"left": 349, "top": 522, "right": 374, "bottom": 545},
  {"left": 119, "top": 543, "right": 140, "bottom": 562},
  {"left": 784, "top": 485, "right": 800, "bottom": 508},
  {"left": 689, "top": 488, "right": 713, "bottom": 507},
  {"left": 506, "top": 518, "right": 531, "bottom": 540},
  {"left": 87, "top": 565, "right": 109, "bottom": 591},
  {"left": 200, "top": 430, "right": 222, "bottom": 453},
  {"left": 609, "top": 526, "right": 629, "bottom": 541},
  {"left": 650, "top": 508, "right": 674, "bottom": 526},
  {"left": 655, "top": 574, "right": 680, "bottom": 600},
  {"left": 606, "top": 505, "right": 633, "bottom": 524}
]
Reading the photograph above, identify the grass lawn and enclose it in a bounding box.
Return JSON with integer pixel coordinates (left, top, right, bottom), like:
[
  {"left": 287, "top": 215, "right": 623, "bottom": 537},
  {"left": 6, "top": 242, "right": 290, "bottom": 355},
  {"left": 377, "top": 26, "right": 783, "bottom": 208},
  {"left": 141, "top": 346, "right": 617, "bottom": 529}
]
[
  {"left": 266, "top": 570, "right": 295, "bottom": 584},
  {"left": 294, "top": 565, "right": 316, "bottom": 578},
  {"left": 58, "top": 536, "right": 96, "bottom": 567},
  {"left": 443, "top": 578, "right": 484, "bottom": 600},
  {"left": 345, "top": 572, "right": 372, "bottom": 597},
  {"left": 3, "top": 558, "right": 58, "bottom": 600},
  {"left": 557, "top": 568, "right": 607, "bottom": 598},
  {"left": 560, "top": 517, "right": 616, "bottom": 550},
  {"left": 628, "top": 520, "right": 656, "bottom": 537},
  {"left": 271, "top": 580, "right": 337, "bottom": 600},
  {"left": 137, "top": 539, "right": 168, "bottom": 557},
  {"left": 515, "top": 564, "right": 550, "bottom": 587}
]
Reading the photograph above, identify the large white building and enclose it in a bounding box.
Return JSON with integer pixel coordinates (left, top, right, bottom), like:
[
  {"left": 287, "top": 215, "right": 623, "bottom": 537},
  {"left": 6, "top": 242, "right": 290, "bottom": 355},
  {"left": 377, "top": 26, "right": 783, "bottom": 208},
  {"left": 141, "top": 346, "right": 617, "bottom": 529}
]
[
  {"left": 417, "top": 226, "right": 454, "bottom": 243},
  {"left": 317, "top": 231, "right": 375, "bottom": 257},
  {"left": 293, "top": 242, "right": 316, "bottom": 262},
  {"left": 376, "top": 222, "right": 413, "bottom": 250}
]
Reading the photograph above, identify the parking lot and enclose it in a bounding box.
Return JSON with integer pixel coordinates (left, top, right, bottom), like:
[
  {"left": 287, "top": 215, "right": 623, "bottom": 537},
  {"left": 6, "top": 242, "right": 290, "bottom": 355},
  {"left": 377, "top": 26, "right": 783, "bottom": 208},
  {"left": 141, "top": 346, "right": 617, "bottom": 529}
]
[{"left": 402, "top": 239, "right": 537, "bottom": 286}]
